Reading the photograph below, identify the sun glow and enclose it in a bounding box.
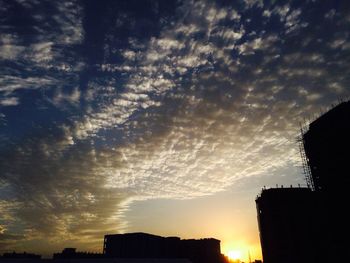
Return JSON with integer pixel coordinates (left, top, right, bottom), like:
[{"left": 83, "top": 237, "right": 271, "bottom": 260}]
[
  {"left": 227, "top": 250, "right": 242, "bottom": 261},
  {"left": 222, "top": 240, "right": 262, "bottom": 263}
]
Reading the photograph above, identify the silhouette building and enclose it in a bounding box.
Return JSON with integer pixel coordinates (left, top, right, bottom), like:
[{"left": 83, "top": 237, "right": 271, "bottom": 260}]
[
  {"left": 53, "top": 247, "right": 103, "bottom": 259},
  {"left": 302, "top": 101, "right": 350, "bottom": 192},
  {"left": 0, "top": 233, "right": 225, "bottom": 263},
  {"left": 103, "top": 232, "right": 225, "bottom": 263},
  {"left": 1, "top": 252, "right": 41, "bottom": 259},
  {"left": 256, "top": 187, "right": 322, "bottom": 263},
  {"left": 256, "top": 101, "right": 350, "bottom": 263},
  {"left": 301, "top": 100, "right": 350, "bottom": 261}
]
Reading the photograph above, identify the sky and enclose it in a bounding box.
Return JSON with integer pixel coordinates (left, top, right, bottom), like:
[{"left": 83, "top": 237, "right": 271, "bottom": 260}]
[{"left": 0, "top": 0, "right": 350, "bottom": 261}]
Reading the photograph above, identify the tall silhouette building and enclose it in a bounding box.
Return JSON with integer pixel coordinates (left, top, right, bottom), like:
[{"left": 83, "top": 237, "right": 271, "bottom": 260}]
[
  {"left": 302, "top": 101, "right": 350, "bottom": 193},
  {"left": 257, "top": 101, "right": 350, "bottom": 263},
  {"left": 256, "top": 187, "right": 322, "bottom": 263},
  {"left": 103, "top": 232, "right": 224, "bottom": 263},
  {"left": 301, "top": 100, "right": 350, "bottom": 261}
]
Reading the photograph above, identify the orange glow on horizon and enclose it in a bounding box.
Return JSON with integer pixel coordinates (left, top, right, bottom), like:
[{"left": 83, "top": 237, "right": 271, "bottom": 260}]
[
  {"left": 227, "top": 250, "right": 242, "bottom": 261},
  {"left": 222, "top": 241, "right": 262, "bottom": 263}
]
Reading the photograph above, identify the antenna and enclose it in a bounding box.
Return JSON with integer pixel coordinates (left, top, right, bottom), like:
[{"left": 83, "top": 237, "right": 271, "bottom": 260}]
[{"left": 248, "top": 249, "right": 252, "bottom": 263}]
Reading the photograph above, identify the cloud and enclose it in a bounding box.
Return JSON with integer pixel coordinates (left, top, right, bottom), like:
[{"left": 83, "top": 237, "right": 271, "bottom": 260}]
[
  {"left": 238, "top": 34, "right": 279, "bottom": 55},
  {"left": 273, "top": 4, "right": 290, "bottom": 21},
  {"left": 324, "top": 9, "right": 336, "bottom": 19},
  {"left": 52, "top": 87, "right": 81, "bottom": 107},
  {"left": 244, "top": 0, "right": 264, "bottom": 9},
  {"left": 0, "top": 0, "right": 84, "bottom": 109},
  {"left": 0, "top": 97, "right": 19, "bottom": 106},
  {"left": 329, "top": 38, "right": 350, "bottom": 50},
  {"left": 0, "top": 76, "right": 56, "bottom": 94},
  {"left": 1, "top": 0, "right": 350, "bottom": 254},
  {"left": 0, "top": 133, "right": 131, "bottom": 252},
  {"left": 0, "top": 34, "right": 25, "bottom": 60},
  {"left": 262, "top": 9, "right": 272, "bottom": 18}
]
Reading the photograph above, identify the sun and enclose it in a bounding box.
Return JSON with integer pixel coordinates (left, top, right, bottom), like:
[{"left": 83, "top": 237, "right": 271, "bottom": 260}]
[{"left": 227, "top": 250, "right": 242, "bottom": 261}]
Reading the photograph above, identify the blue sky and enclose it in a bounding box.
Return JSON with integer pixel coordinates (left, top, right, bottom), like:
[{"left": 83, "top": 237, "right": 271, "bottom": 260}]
[{"left": 1, "top": 0, "right": 350, "bottom": 260}]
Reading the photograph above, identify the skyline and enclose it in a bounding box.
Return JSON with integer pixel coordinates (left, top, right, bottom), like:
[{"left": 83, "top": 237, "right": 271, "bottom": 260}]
[{"left": 1, "top": 0, "right": 350, "bottom": 261}]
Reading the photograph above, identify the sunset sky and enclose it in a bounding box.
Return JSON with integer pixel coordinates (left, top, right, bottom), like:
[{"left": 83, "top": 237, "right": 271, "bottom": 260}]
[{"left": 1, "top": 0, "right": 350, "bottom": 261}]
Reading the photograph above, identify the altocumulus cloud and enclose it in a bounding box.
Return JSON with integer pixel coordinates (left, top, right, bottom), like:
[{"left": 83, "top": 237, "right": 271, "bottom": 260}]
[{"left": 1, "top": 0, "right": 350, "bottom": 253}]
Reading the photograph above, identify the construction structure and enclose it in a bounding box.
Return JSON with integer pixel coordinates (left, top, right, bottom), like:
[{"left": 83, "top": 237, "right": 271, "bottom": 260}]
[
  {"left": 300, "top": 100, "right": 350, "bottom": 262},
  {"left": 301, "top": 101, "right": 350, "bottom": 193},
  {"left": 257, "top": 100, "right": 350, "bottom": 263}
]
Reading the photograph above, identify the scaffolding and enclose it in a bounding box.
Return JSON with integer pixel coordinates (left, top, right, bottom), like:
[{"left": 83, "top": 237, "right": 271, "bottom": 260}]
[{"left": 298, "top": 125, "right": 315, "bottom": 191}]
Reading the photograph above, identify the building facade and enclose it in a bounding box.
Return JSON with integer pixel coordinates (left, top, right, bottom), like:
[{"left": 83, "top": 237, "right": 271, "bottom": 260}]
[
  {"left": 302, "top": 101, "right": 350, "bottom": 193},
  {"left": 301, "top": 101, "right": 350, "bottom": 261},
  {"left": 256, "top": 101, "right": 350, "bottom": 263},
  {"left": 256, "top": 188, "right": 322, "bottom": 263},
  {"left": 103, "top": 232, "right": 224, "bottom": 263}
]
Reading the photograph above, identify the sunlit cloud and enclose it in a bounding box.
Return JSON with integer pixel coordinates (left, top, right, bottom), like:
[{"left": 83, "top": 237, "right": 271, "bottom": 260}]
[{"left": 0, "top": 0, "right": 350, "bottom": 254}]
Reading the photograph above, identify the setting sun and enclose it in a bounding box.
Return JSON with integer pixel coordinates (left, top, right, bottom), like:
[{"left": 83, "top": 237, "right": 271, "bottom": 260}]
[{"left": 227, "top": 250, "right": 242, "bottom": 261}]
